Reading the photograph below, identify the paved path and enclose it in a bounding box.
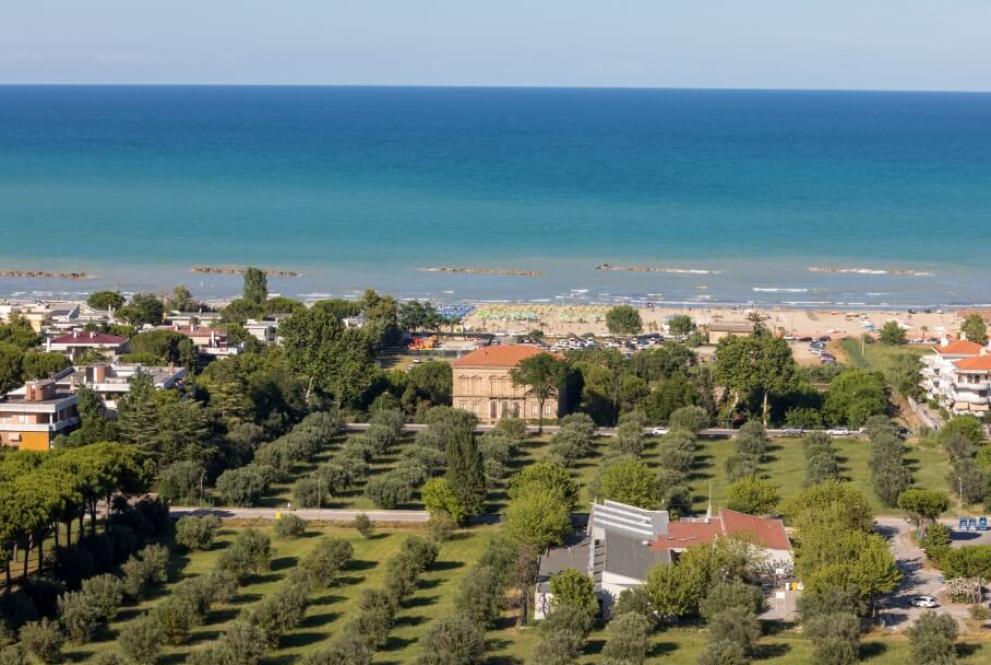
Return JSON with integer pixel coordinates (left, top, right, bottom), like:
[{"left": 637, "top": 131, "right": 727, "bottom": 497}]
[
  {"left": 169, "top": 506, "right": 430, "bottom": 523},
  {"left": 875, "top": 516, "right": 972, "bottom": 631}
]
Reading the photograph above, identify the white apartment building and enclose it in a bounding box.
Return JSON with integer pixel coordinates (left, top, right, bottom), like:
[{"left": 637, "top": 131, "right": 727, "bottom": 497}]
[{"left": 921, "top": 339, "right": 991, "bottom": 416}]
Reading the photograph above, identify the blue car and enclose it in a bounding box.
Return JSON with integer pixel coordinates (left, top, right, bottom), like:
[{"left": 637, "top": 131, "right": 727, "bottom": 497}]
[
  {"left": 979, "top": 517, "right": 989, "bottom": 532},
  {"left": 968, "top": 517, "right": 979, "bottom": 531},
  {"left": 960, "top": 517, "right": 970, "bottom": 531}
]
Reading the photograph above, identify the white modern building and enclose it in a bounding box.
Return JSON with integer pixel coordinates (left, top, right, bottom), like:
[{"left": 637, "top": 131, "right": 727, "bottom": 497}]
[{"left": 921, "top": 339, "right": 991, "bottom": 416}]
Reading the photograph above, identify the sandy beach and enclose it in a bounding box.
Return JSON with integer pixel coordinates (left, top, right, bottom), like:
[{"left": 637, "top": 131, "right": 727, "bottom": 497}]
[{"left": 464, "top": 303, "right": 971, "bottom": 340}]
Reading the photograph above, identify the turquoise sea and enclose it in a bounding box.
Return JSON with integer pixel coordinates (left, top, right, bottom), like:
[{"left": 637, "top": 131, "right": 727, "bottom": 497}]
[{"left": 1, "top": 86, "right": 989, "bottom": 307}]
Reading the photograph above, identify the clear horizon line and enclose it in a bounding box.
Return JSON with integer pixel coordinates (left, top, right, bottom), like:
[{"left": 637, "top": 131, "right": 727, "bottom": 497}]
[{"left": 1, "top": 82, "right": 990, "bottom": 95}]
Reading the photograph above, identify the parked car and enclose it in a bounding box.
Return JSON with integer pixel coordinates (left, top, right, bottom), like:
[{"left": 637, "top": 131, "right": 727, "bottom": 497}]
[
  {"left": 979, "top": 516, "right": 989, "bottom": 531},
  {"left": 968, "top": 517, "right": 978, "bottom": 531},
  {"left": 827, "top": 427, "right": 851, "bottom": 436},
  {"left": 781, "top": 427, "right": 804, "bottom": 436},
  {"left": 910, "top": 596, "right": 938, "bottom": 609},
  {"left": 650, "top": 427, "right": 669, "bottom": 436},
  {"left": 960, "top": 517, "right": 970, "bottom": 531}
]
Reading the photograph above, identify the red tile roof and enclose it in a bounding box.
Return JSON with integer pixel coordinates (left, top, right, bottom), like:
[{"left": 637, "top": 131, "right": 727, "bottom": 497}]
[
  {"left": 955, "top": 355, "right": 991, "bottom": 371},
  {"left": 934, "top": 340, "right": 984, "bottom": 355},
  {"left": 51, "top": 332, "right": 127, "bottom": 346},
  {"left": 651, "top": 509, "right": 791, "bottom": 552},
  {"left": 451, "top": 344, "right": 556, "bottom": 368}
]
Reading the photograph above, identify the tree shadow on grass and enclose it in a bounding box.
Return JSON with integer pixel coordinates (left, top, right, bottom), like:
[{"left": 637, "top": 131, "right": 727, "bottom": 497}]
[
  {"left": 650, "top": 641, "right": 680, "bottom": 658},
  {"left": 204, "top": 607, "right": 240, "bottom": 625},
  {"left": 402, "top": 594, "right": 440, "bottom": 610},
  {"left": 430, "top": 560, "right": 465, "bottom": 572},
  {"left": 859, "top": 641, "right": 889, "bottom": 661},
  {"left": 348, "top": 559, "right": 379, "bottom": 572},
  {"left": 382, "top": 634, "right": 417, "bottom": 652},
  {"left": 280, "top": 630, "right": 335, "bottom": 649},
  {"left": 754, "top": 642, "right": 791, "bottom": 660},
  {"left": 271, "top": 556, "right": 298, "bottom": 572},
  {"left": 298, "top": 610, "right": 341, "bottom": 630},
  {"left": 233, "top": 592, "right": 263, "bottom": 604},
  {"left": 310, "top": 592, "right": 348, "bottom": 605}
]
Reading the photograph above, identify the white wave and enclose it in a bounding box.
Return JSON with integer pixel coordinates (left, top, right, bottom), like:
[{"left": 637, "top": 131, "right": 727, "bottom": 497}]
[{"left": 753, "top": 287, "right": 809, "bottom": 293}]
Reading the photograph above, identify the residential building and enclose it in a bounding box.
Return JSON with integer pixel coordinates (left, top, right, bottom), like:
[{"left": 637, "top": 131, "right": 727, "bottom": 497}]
[
  {"left": 650, "top": 508, "right": 793, "bottom": 569},
  {"left": 535, "top": 501, "right": 793, "bottom": 620},
  {"left": 451, "top": 344, "right": 563, "bottom": 423},
  {"left": 54, "top": 362, "right": 188, "bottom": 411},
  {"left": 168, "top": 325, "right": 243, "bottom": 358},
  {"left": 47, "top": 330, "right": 129, "bottom": 361},
  {"left": 0, "top": 379, "right": 79, "bottom": 451},
  {"left": 921, "top": 339, "right": 991, "bottom": 415},
  {"left": 536, "top": 500, "right": 669, "bottom": 619},
  {"left": 244, "top": 319, "right": 278, "bottom": 344}
]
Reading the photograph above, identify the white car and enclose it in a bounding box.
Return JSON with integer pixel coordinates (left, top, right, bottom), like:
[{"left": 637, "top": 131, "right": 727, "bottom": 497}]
[
  {"left": 827, "top": 427, "right": 851, "bottom": 436},
  {"left": 651, "top": 427, "right": 669, "bottom": 436},
  {"left": 910, "top": 596, "right": 938, "bottom": 608}
]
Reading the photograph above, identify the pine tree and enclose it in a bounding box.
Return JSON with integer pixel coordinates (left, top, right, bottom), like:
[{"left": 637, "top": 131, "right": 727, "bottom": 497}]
[
  {"left": 116, "top": 373, "right": 160, "bottom": 448},
  {"left": 445, "top": 427, "right": 487, "bottom": 518}
]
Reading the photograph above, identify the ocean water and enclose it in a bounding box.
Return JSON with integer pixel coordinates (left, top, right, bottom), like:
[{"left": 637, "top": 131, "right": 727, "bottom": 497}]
[{"left": 1, "top": 85, "right": 990, "bottom": 307}]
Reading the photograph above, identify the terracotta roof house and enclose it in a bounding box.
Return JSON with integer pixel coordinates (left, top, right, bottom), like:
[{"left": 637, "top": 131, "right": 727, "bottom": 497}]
[
  {"left": 651, "top": 509, "right": 792, "bottom": 565},
  {"left": 921, "top": 338, "right": 991, "bottom": 415},
  {"left": 47, "top": 330, "right": 129, "bottom": 360},
  {"left": 451, "top": 344, "right": 566, "bottom": 423}
]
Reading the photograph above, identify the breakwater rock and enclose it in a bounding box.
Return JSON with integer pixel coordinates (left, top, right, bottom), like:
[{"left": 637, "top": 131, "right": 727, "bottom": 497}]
[
  {"left": 192, "top": 266, "right": 301, "bottom": 278},
  {"left": 422, "top": 266, "right": 544, "bottom": 277},
  {"left": 0, "top": 270, "right": 93, "bottom": 280}
]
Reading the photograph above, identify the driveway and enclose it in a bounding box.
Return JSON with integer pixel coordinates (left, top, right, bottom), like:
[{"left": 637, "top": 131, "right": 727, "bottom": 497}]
[{"left": 875, "top": 517, "right": 972, "bottom": 631}]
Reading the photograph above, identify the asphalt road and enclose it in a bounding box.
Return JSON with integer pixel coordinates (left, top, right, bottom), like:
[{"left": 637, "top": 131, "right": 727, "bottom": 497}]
[
  {"left": 343, "top": 422, "right": 864, "bottom": 440},
  {"left": 169, "top": 506, "right": 430, "bottom": 523}
]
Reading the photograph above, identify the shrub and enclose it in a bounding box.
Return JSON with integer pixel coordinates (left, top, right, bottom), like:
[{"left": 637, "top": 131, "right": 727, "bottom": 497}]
[
  {"left": 175, "top": 515, "right": 221, "bottom": 551},
  {"left": 187, "top": 621, "right": 269, "bottom": 665},
  {"left": 249, "top": 582, "right": 310, "bottom": 647},
  {"left": 275, "top": 514, "right": 307, "bottom": 539},
  {"left": 299, "top": 538, "right": 354, "bottom": 588},
  {"left": 353, "top": 513, "right": 374, "bottom": 538},
  {"left": 415, "top": 616, "right": 486, "bottom": 665},
  {"left": 292, "top": 477, "right": 325, "bottom": 508},
  {"left": 302, "top": 632, "right": 372, "bottom": 665},
  {"left": 725, "top": 477, "right": 779, "bottom": 515},
  {"left": 57, "top": 591, "right": 101, "bottom": 644},
  {"left": 601, "top": 612, "right": 652, "bottom": 665},
  {"left": 90, "top": 653, "right": 127, "bottom": 665},
  {"left": 707, "top": 606, "right": 761, "bottom": 655},
  {"left": 669, "top": 405, "right": 710, "bottom": 434},
  {"left": 612, "top": 587, "right": 656, "bottom": 625},
  {"left": 215, "top": 464, "right": 273, "bottom": 506},
  {"left": 79, "top": 574, "right": 124, "bottom": 621},
  {"left": 421, "top": 477, "right": 469, "bottom": 525},
  {"left": 121, "top": 544, "right": 170, "bottom": 600},
  {"left": 364, "top": 474, "right": 414, "bottom": 509},
  {"left": 454, "top": 565, "right": 503, "bottom": 628},
  {"left": 549, "top": 569, "right": 597, "bottom": 619},
  {"left": 153, "top": 594, "right": 201, "bottom": 645},
  {"left": 19, "top": 618, "right": 64, "bottom": 664},
  {"left": 0, "top": 645, "right": 25, "bottom": 665},
  {"left": 427, "top": 512, "right": 457, "bottom": 542},
  {"left": 157, "top": 460, "right": 205, "bottom": 504},
  {"left": 697, "top": 640, "right": 748, "bottom": 665},
  {"left": 700, "top": 581, "right": 767, "bottom": 623},
  {"left": 906, "top": 610, "right": 958, "bottom": 665},
  {"left": 217, "top": 529, "right": 272, "bottom": 582},
  {"left": 119, "top": 614, "right": 166, "bottom": 665}
]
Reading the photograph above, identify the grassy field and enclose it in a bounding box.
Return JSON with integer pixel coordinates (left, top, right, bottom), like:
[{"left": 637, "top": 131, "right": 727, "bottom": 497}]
[
  {"left": 61, "top": 521, "right": 988, "bottom": 664},
  {"left": 837, "top": 338, "right": 929, "bottom": 374},
  {"left": 64, "top": 523, "right": 495, "bottom": 664}
]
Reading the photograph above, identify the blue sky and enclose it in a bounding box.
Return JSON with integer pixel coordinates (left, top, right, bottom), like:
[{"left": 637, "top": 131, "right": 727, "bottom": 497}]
[{"left": 2, "top": 1, "right": 989, "bottom": 90}]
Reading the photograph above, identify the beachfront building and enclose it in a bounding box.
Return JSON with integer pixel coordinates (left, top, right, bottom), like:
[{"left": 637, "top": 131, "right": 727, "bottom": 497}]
[
  {"left": 46, "top": 330, "right": 129, "bottom": 361},
  {"left": 535, "top": 500, "right": 793, "bottom": 620},
  {"left": 0, "top": 379, "right": 80, "bottom": 451},
  {"left": 921, "top": 339, "right": 991, "bottom": 415},
  {"left": 451, "top": 344, "right": 563, "bottom": 423},
  {"left": 706, "top": 321, "right": 754, "bottom": 343}
]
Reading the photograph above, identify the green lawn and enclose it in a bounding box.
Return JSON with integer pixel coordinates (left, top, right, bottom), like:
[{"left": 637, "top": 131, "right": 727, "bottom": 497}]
[
  {"left": 64, "top": 524, "right": 495, "bottom": 664},
  {"left": 838, "top": 337, "right": 929, "bottom": 374},
  {"left": 63, "top": 522, "right": 988, "bottom": 665},
  {"left": 685, "top": 435, "right": 952, "bottom": 515}
]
